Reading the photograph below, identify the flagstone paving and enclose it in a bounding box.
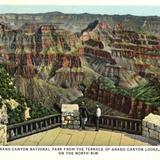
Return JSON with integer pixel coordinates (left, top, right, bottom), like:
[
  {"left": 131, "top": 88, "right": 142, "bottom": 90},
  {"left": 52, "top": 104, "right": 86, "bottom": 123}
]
[{"left": 7, "top": 127, "right": 160, "bottom": 146}]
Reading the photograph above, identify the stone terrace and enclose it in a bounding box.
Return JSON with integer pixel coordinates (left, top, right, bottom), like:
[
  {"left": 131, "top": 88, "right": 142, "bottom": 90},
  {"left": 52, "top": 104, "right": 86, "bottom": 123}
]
[{"left": 8, "top": 127, "right": 160, "bottom": 146}]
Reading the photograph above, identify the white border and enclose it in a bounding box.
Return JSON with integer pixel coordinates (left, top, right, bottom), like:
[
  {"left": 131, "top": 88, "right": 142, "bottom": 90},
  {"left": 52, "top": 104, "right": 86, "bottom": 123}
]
[
  {"left": 0, "top": 1, "right": 160, "bottom": 160},
  {"left": 0, "top": 146, "right": 160, "bottom": 160},
  {"left": 0, "top": 0, "right": 159, "bottom": 5}
]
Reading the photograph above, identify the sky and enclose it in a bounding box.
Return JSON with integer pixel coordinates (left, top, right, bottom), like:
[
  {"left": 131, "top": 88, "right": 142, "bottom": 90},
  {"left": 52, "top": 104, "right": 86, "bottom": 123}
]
[{"left": 0, "top": 5, "right": 160, "bottom": 16}]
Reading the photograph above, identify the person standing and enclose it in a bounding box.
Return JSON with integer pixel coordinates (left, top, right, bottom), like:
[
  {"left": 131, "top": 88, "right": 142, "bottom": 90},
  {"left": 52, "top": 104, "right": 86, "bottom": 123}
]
[
  {"left": 95, "top": 105, "right": 101, "bottom": 131},
  {"left": 79, "top": 105, "right": 83, "bottom": 129},
  {"left": 79, "top": 102, "right": 89, "bottom": 130}
]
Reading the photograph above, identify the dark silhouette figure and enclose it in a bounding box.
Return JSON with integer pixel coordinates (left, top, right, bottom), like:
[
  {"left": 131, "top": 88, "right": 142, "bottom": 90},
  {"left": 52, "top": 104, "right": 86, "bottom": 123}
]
[{"left": 79, "top": 102, "right": 89, "bottom": 130}]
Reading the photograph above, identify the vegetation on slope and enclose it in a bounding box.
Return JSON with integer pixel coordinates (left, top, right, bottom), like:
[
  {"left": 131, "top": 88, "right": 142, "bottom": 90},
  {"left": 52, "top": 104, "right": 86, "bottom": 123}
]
[
  {"left": 0, "top": 64, "right": 56, "bottom": 124},
  {"left": 98, "top": 77, "right": 160, "bottom": 107}
]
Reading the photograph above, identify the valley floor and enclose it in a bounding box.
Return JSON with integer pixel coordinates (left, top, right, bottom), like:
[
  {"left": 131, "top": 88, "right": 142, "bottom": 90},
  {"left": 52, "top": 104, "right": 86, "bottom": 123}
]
[{"left": 7, "top": 127, "right": 159, "bottom": 146}]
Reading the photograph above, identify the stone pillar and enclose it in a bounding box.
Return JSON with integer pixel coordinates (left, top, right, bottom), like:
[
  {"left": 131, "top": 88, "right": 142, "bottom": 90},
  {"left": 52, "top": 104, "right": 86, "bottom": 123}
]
[
  {"left": 61, "top": 104, "right": 80, "bottom": 129},
  {"left": 0, "top": 124, "right": 7, "bottom": 146},
  {"left": 142, "top": 113, "right": 160, "bottom": 141}
]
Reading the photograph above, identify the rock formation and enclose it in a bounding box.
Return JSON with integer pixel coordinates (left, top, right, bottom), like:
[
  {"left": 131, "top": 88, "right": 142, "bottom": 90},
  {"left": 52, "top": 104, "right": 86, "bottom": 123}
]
[{"left": 0, "top": 14, "right": 160, "bottom": 119}]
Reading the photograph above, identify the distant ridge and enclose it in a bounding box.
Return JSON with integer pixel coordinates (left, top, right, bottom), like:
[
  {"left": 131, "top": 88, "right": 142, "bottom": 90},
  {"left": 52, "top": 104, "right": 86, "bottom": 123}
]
[{"left": 0, "top": 12, "right": 160, "bottom": 34}]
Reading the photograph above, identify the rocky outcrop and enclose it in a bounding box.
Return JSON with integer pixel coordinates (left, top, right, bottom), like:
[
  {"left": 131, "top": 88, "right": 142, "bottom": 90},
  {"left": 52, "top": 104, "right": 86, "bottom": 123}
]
[
  {"left": 50, "top": 69, "right": 84, "bottom": 88},
  {"left": 2, "top": 53, "right": 83, "bottom": 78},
  {"left": 14, "top": 76, "right": 83, "bottom": 107},
  {"left": 84, "top": 46, "right": 147, "bottom": 88},
  {"left": 0, "top": 22, "right": 83, "bottom": 79},
  {"left": 0, "top": 20, "right": 81, "bottom": 78},
  {"left": 81, "top": 20, "right": 99, "bottom": 34},
  {"left": 0, "top": 23, "right": 80, "bottom": 55},
  {"left": 84, "top": 47, "right": 116, "bottom": 65},
  {"left": 84, "top": 39, "right": 104, "bottom": 49}
]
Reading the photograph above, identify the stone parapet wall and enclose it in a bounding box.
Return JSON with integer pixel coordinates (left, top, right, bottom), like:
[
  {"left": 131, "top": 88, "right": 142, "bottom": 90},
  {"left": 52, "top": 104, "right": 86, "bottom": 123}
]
[
  {"left": 0, "top": 124, "right": 7, "bottom": 146},
  {"left": 61, "top": 112, "right": 80, "bottom": 129},
  {"left": 61, "top": 104, "right": 80, "bottom": 129},
  {"left": 142, "top": 113, "right": 160, "bottom": 141}
]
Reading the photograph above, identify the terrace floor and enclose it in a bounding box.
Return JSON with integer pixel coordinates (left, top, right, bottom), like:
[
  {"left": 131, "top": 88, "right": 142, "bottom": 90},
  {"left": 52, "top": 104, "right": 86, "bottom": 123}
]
[{"left": 7, "top": 127, "right": 160, "bottom": 146}]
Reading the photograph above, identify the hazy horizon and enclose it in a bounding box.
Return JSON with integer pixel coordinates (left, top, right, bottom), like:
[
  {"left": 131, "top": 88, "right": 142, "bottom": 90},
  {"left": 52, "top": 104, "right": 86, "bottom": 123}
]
[{"left": 0, "top": 5, "right": 160, "bottom": 16}]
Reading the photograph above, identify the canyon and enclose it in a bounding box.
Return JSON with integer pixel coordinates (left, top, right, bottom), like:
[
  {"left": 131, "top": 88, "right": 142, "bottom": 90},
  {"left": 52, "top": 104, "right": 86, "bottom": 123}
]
[{"left": 0, "top": 12, "right": 160, "bottom": 121}]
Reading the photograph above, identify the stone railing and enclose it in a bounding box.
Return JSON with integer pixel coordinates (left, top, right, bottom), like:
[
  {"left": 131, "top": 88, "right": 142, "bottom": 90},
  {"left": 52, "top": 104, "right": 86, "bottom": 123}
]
[
  {"left": 87, "top": 114, "right": 142, "bottom": 135},
  {"left": 0, "top": 124, "right": 7, "bottom": 146},
  {"left": 7, "top": 114, "right": 61, "bottom": 141},
  {"left": 7, "top": 113, "right": 143, "bottom": 143},
  {"left": 142, "top": 113, "right": 160, "bottom": 141}
]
